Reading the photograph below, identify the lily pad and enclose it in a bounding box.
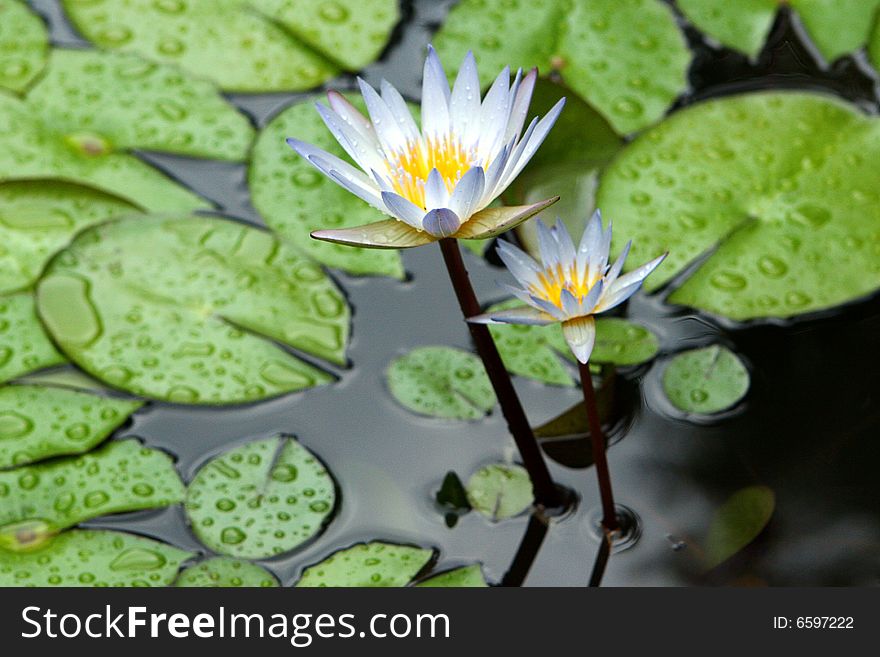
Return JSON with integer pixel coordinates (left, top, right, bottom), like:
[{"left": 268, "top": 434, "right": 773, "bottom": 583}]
[
  {"left": 386, "top": 346, "right": 495, "bottom": 420},
  {"left": 0, "top": 293, "right": 65, "bottom": 384},
  {"left": 0, "top": 180, "right": 141, "bottom": 295},
  {"left": 0, "top": 438, "right": 184, "bottom": 534},
  {"left": 14, "top": 366, "right": 108, "bottom": 392},
  {"left": 295, "top": 541, "right": 434, "bottom": 587},
  {"left": 61, "top": 0, "right": 399, "bottom": 92},
  {"left": 466, "top": 464, "right": 533, "bottom": 521},
  {"left": 662, "top": 345, "right": 749, "bottom": 415},
  {"left": 679, "top": 0, "right": 880, "bottom": 62},
  {"left": 185, "top": 435, "right": 337, "bottom": 559},
  {"left": 37, "top": 215, "right": 349, "bottom": 404},
  {"left": 596, "top": 92, "right": 880, "bottom": 319},
  {"left": 0, "top": 384, "right": 142, "bottom": 469},
  {"left": 434, "top": 0, "right": 690, "bottom": 134},
  {"left": 705, "top": 485, "right": 775, "bottom": 569},
  {"left": 250, "top": 95, "right": 404, "bottom": 279},
  {"left": 415, "top": 564, "right": 488, "bottom": 587},
  {"left": 0, "top": 529, "right": 192, "bottom": 587},
  {"left": 174, "top": 557, "right": 279, "bottom": 587},
  {"left": 0, "top": 0, "right": 48, "bottom": 93}
]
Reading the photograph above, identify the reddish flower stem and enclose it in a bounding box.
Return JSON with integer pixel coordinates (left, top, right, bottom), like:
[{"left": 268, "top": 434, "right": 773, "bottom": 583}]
[{"left": 578, "top": 360, "right": 619, "bottom": 532}]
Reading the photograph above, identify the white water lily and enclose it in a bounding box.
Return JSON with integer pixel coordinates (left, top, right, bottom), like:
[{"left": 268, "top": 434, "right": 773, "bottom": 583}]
[
  {"left": 470, "top": 211, "right": 667, "bottom": 364},
  {"left": 287, "top": 46, "right": 565, "bottom": 248}
]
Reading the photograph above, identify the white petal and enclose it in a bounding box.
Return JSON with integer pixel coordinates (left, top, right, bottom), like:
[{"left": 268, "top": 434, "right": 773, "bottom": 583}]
[
  {"left": 505, "top": 68, "right": 537, "bottom": 143},
  {"left": 609, "top": 252, "right": 667, "bottom": 291},
  {"left": 422, "top": 208, "right": 461, "bottom": 238},
  {"left": 477, "top": 65, "right": 511, "bottom": 158},
  {"left": 322, "top": 165, "right": 385, "bottom": 211},
  {"left": 593, "top": 280, "right": 642, "bottom": 313},
  {"left": 469, "top": 306, "right": 557, "bottom": 326},
  {"left": 481, "top": 140, "right": 514, "bottom": 202},
  {"left": 577, "top": 209, "right": 604, "bottom": 276},
  {"left": 604, "top": 240, "right": 631, "bottom": 289},
  {"left": 553, "top": 219, "right": 577, "bottom": 267},
  {"left": 327, "top": 90, "right": 376, "bottom": 144},
  {"left": 450, "top": 51, "right": 481, "bottom": 139},
  {"left": 287, "top": 138, "right": 372, "bottom": 189},
  {"left": 380, "top": 191, "right": 427, "bottom": 229},
  {"left": 424, "top": 168, "right": 449, "bottom": 210},
  {"left": 358, "top": 77, "right": 407, "bottom": 154},
  {"left": 421, "top": 45, "right": 451, "bottom": 138},
  {"left": 448, "top": 166, "right": 485, "bottom": 221},
  {"left": 562, "top": 316, "right": 596, "bottom": 364},
  {"left": 580, "top": 279, "right": 604, "bottom": 314},
  {"left": 498, "top": 281, "right": 535, "bottom": 306},
  {"left": 380, "top": 79, "right": 420, "bottom": 143},
  {"left": 529, "top": 294, "right": 567, "bottom": 321},
  {"left": 315, "top": 102, "right": 384, "bottom": 173},
  {"left": 560, "top": 288, "right": 580, "bottom": 317},
  {"left": 490, "top": 117, "right": 537, "bottom": 196},
  {"left": 497, "top": 98, "right": 565, "bottom": 191},
  {"left": 497, "top": 241, "right": 541, "bottom": 288},
  {"left": 536, "top": 219, "right": 561, "bottom": 268}
]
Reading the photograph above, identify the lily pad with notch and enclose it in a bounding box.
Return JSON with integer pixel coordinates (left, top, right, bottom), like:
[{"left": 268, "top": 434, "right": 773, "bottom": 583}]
[
  {"left": 37, "top": 215, "right": 349, "bottom": 404},
  {"left": 466, "top": 463, "right": 533, "bottom": 521},
  {"left": 0, "top": 529, "right": 193, "bottom": 587},
  {"left": 61, "top": 0, "right": 399, "bottom": 92},
  {"left": 0, "top": 0, "right": 48, "bottom": 93},
  {"left": 185, "top": 435, "right": 337, "bottom": 559},
  {"left": 174, "top": 557, "right": 279, "bottom": 588},
  {"left": 295, "top": 541, "right": 435, "bottom": 587},
  {"left": 597, "top": 92, "right": 880, "bottom": 320},
  {"left": 662, "top": 345, "right": 749, "bottom": 415}
]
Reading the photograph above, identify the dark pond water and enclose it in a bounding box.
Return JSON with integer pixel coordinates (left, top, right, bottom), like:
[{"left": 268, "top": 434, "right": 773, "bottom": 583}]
[{"left": 30, "top": 0, "right": 880, "bottom": 585}]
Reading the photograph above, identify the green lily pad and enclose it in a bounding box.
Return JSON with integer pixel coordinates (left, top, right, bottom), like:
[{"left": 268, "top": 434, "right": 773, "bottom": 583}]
[
  {"left": 14, "top": 366, "right": 108, "bottom": 392},
  {"left": 488, "top": 299, "right": 660, "bottom": 385},
  {"left": 295, "top": 541, "right": 434, "bottom": 587},
  {"left": 0, "top": 529, "right": 192, "bottom": 587},
  {"left": 250, "top": 95, "right": 404, "bottom": 279},
  {"left": 679, "top": 0, "right": 880, "bottom": 62},
  {"left": 185, "top": 435, "right": 337, "bottom": 559},
  {"left": 0, "top": 0, "right": 48, "bottom": 93},
  {"left": 386, "top": 346, "right": 496, "bottom": 420},
  {"left": 0, "top": 384, "right": 142, "bottom": 469},
  {"left": 0, "top": 180, "right": 142, "bottom": 295},
  {"left": 434, "top": 0, "right": 690, "bottom": 134},
  {"left": 0, "top": 293, "right": 65, "bottom": 384},
  {"left": 174, "top": 557, "right": 279, "bottom": 587},
  {"left": 0, "top": 439, "right": 184, "bottom": 535},
  {"left": 466, "top": 463, "right": 533, "bottom": 521},
  {"left": 705, "top": 485, "right": 775, "bottom": 569},
  {"left": 597, "top": 92, "right": 880, "bottom": 319},
  {"left": 37, "top": 215, "right": 348, "bottom": 404},
  {"left": 61, "top": 0, "right": 399, "bottom": 92},
  {"left": 662, "top": 345, "right": 749, "bottom": 415},
  {"left": 415, "top": 564, "right": 488, "bottom": 588}
]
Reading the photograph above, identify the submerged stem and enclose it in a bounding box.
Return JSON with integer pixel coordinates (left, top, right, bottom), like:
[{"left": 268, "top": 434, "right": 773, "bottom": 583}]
[
  {"left": 438, "top": 238, "right": 560, "bottom": 508},
  {"left": 578, "top": 360, "right": 619, "bottom": 532}
]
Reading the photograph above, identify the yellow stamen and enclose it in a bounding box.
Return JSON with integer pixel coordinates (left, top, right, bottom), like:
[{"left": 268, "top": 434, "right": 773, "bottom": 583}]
[
  {"left": 388, "top": 135, "right": 481, "bottom": 209},
  {"left": 528, "top": 263, "right": 600, "bottom": 311}
]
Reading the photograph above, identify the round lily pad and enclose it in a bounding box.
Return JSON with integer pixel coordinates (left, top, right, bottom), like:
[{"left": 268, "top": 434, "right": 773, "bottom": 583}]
[
  {"left": 37, "top": 215, "right": 349, "bottom": 404},
  {"left": 61, "top": 0, "right": 399, "bottom": 92},
  {"left": 250, "top": 95, "right": 403, "bottom": 279},
  {"left": 0, "top": 439, "right": 184, "bottom": 536},
  {"left": 0, "top": 0, "right": 48, "bottom": 93},
  {"left": 597, "top": 92, "right": 880, "bottom": 320},
  {"left": 0, "top": 529, "right": 193, "bottom": 587},
  {"left": 386, "top": 346, "right": 496, "bottom": 420},
  {"left": 295, "top": 541, "right": 434, "bottom": 587},
  {"left": 185, "top": 435, "right": 337, "bottom": 559},
  {"left": 705, "top": 485, "right": 775, "bottom": 569},
  {"left": 0, "top": 180, "right": 141, "bottom": 295},
  {"left": 434, "top": 0, "right": 690, "bottom": 134},
  {"left": 662, "top": 345, "right": 749, "bottom": 415},
  {"left": 0, "top": 293, "right": 65, "bottom": 385},
  {"left": 415, "top": 564, "right": 488, "bottom": 588},
  {"left": 174, "top": 557, "right": 279, "bottom": 587},
  {"left": 466, "top": 463, "right": 533, "bottom": 521},
  {"left": 0, "top": 384, "right": 142, "bottom": 468}
]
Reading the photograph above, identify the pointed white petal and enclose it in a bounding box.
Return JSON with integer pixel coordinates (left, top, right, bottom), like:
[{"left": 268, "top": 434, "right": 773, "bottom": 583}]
[
  {"left": 593, "top": 280, "right": 642, "bottom": 313},
  {"left": 357, "top": 77, "right": 407, "bottom": 154},
  {"left": 497, "top": 97, "right": 565, "bottom": 191},
  {"left": 422, "top": 45, "right": 451, "bottom": 138},
  {"left": 448, "top": 166, "right": 485, "bottom": 221},
  {"left": 609, "top": 252, "right": 667, "bottom": 291},
  {"left": 315, "top": 102, "right": 384, "bottom": 173},
  {"left": 536, "top": 218, "right": 560, "bottom": 268},
  {"left": 312, "top": 220, "right": 435, "bottom": 250},
  {"left": 562, "top": 316, "right": 597, "bottom": 364},
  {"left": 327, "top": 90, "right": 376, "bottom": 144},
  {"left": 424, "top": 168, "right": 449, "bottom": 210},
  {"left": 580, "top": 279, "right": 604, "bottom": 314},
  {"left": 450, "top": 51, "right": 481, "bottom": 138},
  {"left": 553, "top": 219, "right": 577, "bottom": 266},
  {"left": 380, "top": 191, "right": 427, "bottom": 229},
  {"left": 498, "top": 281, "right": 536, "bottom": 306},
  {"left": 481, "top": 140, "right": 514, "bottom": 201},
  {"left": 577, "top": 209, "right": 604, "bottom": 275},
  {"left": 286, "top": 138, "right": 373, "bottom": 190},
  {"left": 560, "top": 288, "right": 580, "bottom": 317},
  {"left": 529, "top": 294, "right": 567, "bottom": 321},
  {"left": 497, "top": 244, "right": 541, "bottom": 289},
  {"left": 469, "top": 306, "right": 557, "bottom": 326},
  {"left": 505, "top": 68, "right": 537, "bottom": 143},
  {"left": 604, "top": 240, "right": 631, "bottom": 288},
  {"left": 380, "top": 79, "right": 420, "bottom": 143},
  {"left": 477, "top": 65, "right": 511, "bottom": 158}
]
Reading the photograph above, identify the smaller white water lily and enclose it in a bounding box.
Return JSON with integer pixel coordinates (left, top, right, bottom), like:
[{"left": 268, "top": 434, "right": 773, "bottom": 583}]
[
  {"left": 287, "top": 45, "right": 565, "bottom": 249},
  {"left": 470, "top": 211, "right": 667, "bottom": 364}
]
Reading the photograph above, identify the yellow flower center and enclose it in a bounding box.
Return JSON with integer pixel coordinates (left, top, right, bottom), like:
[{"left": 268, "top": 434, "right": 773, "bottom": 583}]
[
  {"left": 388, "top": 135, "right": 480, "bottom": 209},
  {"left": 529, "top": 263, "right": 599, "bottom": 310}
]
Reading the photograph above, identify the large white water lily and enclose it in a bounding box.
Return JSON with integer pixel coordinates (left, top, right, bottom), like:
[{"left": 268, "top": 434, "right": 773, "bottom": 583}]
[
  {"left": 287, "top": 46, "right": 565, "bottom": 249},
  {"left": 470, "top": 211, "right": 667, "bottom": 364}
]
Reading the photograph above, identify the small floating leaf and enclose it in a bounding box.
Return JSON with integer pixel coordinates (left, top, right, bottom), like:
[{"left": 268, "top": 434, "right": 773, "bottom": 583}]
[
  {"left": 415, "top": 564, "right": 488, "bottom": 588},
  {"left": 466, "top": 464, "right": 533, "bottom": 521},
  {"left": 0, "top": 0, "right": 48, "bottom": 93},
  {"left": 0, "top": 529, "right": 192, "bottom": 587},
  {"left": 295, "top": 541, "right": 434, "bottom": 587},
  {"left": 174, "top": 557, "right": 279, "bottom": 588},
  {"left": 0, "top": 180, "right": 141, "bottom": 295},
  {"left": 591, "top": 318, "right": 660, "bottom": 365},
  {"left": 37, "top": 215, "right": 349, "bottom": 404},
  {"left": 597, "top": 92, "right": 880, "bottom": 319},
  {"left": 0, "top": 293, "right": 65, "bottom": 384},
  {"left": 386, "top": 347, "right": 495, "bottom": 420},
  {"left": 250, "top": 95, "right": 404, "bottom": 279},
  {"left": 705, "top": 485, "right": 775, "bottom": 569},
  {"left": 61, "top": 0, "right": 399, "bottom": 92},
  {"left": 434, "top": 0, "right": 690, "bottom": 134},
  {"left": 185, "top": 435, "right": 337, "bottom": 559},
  {"left": 662, "top": 345, "right": 749, "bottom": 415},
  {"left": 0, "top": 439, "right": 184, "bottom": 531},
  {"left": 0, "top": 384, "right": 142, "bottom": 468}
]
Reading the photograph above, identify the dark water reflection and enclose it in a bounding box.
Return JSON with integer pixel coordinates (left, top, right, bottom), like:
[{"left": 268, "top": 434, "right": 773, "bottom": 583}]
[{"left": 28, "top": 0, "right": 880, "bottom": 585}]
